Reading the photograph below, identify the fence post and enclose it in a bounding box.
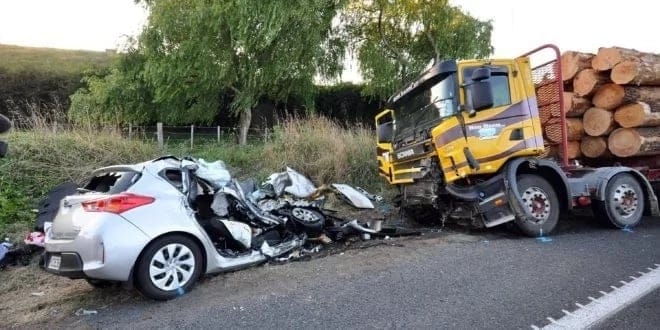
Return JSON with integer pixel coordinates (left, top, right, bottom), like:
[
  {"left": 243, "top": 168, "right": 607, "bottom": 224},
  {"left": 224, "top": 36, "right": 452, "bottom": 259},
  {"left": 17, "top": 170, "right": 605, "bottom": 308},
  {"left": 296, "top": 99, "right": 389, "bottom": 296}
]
[
  {"left": 264, "top": 127, "right": 269, "bottom": 143},
  {"left": 157, "top": 122, "right": 164, "bottom": 150},
  {"left": 190, "top": 124, "right": 194, "bottom": 150},
  {"left": 217, "top": 126, "right": 221, "bottom": 144},
  {"left": 128, "top": 123, "right": 133, "bottom": 140},
  {"left": 52, "top": 121, "right": 57, "bottom": 134}
]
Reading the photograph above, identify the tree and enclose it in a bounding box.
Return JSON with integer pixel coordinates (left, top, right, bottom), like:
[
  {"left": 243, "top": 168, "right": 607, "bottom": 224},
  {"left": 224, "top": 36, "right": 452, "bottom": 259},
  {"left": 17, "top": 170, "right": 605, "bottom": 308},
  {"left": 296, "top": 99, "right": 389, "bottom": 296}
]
[
  {"left": 137, "top": 0, "right": 345, "bottom": 145},
  {"left": 342, "top": 0, "right": 493, "bottom": 98}
]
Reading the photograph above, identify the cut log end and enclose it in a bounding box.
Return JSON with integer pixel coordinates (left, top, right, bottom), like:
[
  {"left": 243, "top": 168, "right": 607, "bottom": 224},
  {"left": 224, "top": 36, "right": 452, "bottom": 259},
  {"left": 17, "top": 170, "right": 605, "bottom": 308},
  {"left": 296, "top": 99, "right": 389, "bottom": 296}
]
[
  {"left": 583, "top": 107, "right": 616, "bottom": 136},
  {"left": 580, "top": 136, "right": 609, "bottom": 158},
  {"left": 573, "top": 69, "right": 609, "bottom": 97},
  {"left": 608, "top": 127, "right": 660, "bottom": 157},
  {"left": 592, "top": 47, "right": 621, "bottom": 71},
  {"left": 614, "top": 102, "right": 660, "bottom": 128},
  {"left": 611, "top": 60, "right": 638, "bottom": 85},
  {"left": 561, "top": 51, "right": 594, "bottom": 81},
  {"left": 592, "top": 83, "right": 624, "bottom": 110}
]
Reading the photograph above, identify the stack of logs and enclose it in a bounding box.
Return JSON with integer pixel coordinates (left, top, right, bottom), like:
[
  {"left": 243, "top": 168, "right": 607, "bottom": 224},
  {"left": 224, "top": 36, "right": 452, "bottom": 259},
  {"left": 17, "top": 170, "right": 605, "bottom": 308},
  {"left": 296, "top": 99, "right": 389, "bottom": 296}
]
[{"left": 541, "top": 47, "right": 660, "bottom": 165}]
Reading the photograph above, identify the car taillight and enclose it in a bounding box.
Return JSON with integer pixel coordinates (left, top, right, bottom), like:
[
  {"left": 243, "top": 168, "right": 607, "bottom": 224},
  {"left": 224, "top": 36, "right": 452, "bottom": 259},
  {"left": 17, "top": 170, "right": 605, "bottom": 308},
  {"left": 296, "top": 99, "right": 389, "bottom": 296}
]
[{"left": 82, "top": 193, "right": 155, "bottom": 214}]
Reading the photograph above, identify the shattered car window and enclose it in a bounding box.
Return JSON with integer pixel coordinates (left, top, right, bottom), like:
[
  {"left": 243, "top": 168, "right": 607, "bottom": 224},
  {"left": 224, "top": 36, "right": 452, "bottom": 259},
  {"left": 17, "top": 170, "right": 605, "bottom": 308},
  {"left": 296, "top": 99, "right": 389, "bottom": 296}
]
[{"left": 84, "top": 172, "right": 141, "bottom": 194}]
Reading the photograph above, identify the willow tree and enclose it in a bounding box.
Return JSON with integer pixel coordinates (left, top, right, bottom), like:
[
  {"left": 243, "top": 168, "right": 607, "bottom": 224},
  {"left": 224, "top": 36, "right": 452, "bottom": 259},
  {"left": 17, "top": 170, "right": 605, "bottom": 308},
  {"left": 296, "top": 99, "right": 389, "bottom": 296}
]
[
  {"left": 342, "top": 0, "right": 493, "bottom": 98},
  {"left": 139, "top": 0, "right": 345, "bottom": 145}
]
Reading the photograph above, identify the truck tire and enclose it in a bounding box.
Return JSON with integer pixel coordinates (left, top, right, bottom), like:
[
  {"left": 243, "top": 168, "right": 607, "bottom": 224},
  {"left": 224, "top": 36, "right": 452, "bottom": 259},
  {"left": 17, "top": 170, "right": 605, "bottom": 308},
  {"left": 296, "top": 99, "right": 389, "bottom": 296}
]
[
  {"left": 592, "top": 173, "right": 644, "bottom": 229},
  {"left": 514, "top": 174, "right": 560, "bottom": 237}
]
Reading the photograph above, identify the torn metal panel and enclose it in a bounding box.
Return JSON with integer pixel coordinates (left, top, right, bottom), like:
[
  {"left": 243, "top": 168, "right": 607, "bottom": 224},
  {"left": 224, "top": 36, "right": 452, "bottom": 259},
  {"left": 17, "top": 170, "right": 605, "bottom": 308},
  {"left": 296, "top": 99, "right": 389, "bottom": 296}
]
[
  {"left": 261, "top": 171, "right": 291, "bottom": 197},
  {"left": 195, "top": 159, "right": 231, "bottom": 188},
  {"left": 211, "top": 192, "right": 229, "bottom": 217},
  {"left": 332, "top": 184, "right": 375, "bottom": 209},
  {"left": 284, "top": 167, "right": 317, "bottom": 198}
]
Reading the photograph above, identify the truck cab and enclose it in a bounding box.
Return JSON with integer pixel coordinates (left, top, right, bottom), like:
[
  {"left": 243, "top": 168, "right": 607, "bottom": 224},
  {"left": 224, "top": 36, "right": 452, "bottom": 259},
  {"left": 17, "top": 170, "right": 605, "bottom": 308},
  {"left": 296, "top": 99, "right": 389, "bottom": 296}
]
[{"left": 376, "top": 44, "right": 658, "bottom": 236}]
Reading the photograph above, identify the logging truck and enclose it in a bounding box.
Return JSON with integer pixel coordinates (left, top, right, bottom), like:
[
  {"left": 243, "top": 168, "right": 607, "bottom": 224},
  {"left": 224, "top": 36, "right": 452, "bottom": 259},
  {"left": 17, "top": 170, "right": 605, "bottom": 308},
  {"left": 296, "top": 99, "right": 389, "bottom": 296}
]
[{"left": 375, "top": 44, "right": 659, "bottom": 236}]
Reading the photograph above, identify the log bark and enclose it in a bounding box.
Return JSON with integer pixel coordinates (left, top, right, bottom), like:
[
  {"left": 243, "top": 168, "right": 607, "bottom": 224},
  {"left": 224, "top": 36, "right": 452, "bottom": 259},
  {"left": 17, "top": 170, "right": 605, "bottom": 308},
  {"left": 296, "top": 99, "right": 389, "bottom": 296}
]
[
  {"left": 561, "top": 51, "right": 594, "bottom": 81},
  {"left": 545, "top": 117, "right": 583, "bottom": 143},
  {"left": 591, "top": 85, "right": 660, "bottom": 112},
  {"left": 591, "top": 47, "right": 652, "bottom": 71},
  {"left": 583, "top": 107, "right": 616, "bottom": 136},
  {"left": 580, "top": 136, "right": 611, "bottom": 158},
  {"left": 563, "top": 91, "right": 591, "bottom": 117},
  {"left": 613, "top": 102, "right": 660, "bottom": 128},
  {"left": 573, "top": 69, "right": 610, "bottom": 97},
  {"left": 611, "top": 57, "right": 660, "bottom": 85},
  {"left": 608, "top": 127, "right": 660, "bottom": 157}
]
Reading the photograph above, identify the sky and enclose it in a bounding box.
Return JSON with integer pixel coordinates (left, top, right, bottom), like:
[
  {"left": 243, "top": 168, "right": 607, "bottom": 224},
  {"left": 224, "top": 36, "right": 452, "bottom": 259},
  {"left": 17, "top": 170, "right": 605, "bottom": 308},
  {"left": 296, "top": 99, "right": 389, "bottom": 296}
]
[{"left": 0, "top": 0, "right": 658, "bottom": 80}]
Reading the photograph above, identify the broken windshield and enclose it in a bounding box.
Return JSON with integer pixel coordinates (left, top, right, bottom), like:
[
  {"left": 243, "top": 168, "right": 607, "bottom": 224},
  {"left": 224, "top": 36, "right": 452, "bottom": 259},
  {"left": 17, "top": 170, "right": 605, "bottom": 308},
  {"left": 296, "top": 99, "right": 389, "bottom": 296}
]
[{"left": 393, "top": 73, "right": 458, "bottom": 139}]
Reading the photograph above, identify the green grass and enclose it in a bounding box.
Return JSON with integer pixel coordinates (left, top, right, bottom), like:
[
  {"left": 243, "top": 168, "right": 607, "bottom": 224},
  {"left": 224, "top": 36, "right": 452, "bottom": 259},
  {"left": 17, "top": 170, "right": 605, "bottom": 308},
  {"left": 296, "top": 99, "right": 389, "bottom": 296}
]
[
  {"left": 0, "top": 116, "right": 386, "bottom": 235},
  {"left": 0, "top": 44, "right": 116, "bottom": 75}
]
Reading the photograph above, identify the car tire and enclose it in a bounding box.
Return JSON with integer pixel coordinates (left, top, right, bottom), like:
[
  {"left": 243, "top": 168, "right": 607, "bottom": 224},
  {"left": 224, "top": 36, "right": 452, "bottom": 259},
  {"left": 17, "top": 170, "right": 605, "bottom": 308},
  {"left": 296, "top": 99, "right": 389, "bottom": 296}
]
[
  {"left": 288, "top": 207, "right": 325, "bottom": 236},
  {"left": 592, "top": 173, "right": 644, "bottom": 229},
  {"left": 514, "top": 174, "right": 560, "bottom": 237},
  {"left": 135, "top": 234, "right": 203, "bottom": 300}
]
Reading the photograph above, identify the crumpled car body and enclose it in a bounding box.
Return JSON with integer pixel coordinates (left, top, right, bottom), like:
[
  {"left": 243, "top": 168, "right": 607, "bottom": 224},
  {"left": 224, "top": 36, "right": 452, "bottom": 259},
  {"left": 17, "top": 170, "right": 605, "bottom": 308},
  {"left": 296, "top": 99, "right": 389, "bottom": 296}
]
[
  {"left": 44, "top": 157, "right": 321, "bottom": 300},
  {"left": 43, "top": 156, "right": 381, "bottom": 300}
]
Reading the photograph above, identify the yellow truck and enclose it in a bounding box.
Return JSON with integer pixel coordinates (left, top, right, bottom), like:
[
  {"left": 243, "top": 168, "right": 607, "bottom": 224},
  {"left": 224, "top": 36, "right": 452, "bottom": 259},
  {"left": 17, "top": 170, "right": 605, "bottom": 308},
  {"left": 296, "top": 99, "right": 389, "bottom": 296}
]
[{"left": 375, "top": 45, "right": 659, "bottom": 236}]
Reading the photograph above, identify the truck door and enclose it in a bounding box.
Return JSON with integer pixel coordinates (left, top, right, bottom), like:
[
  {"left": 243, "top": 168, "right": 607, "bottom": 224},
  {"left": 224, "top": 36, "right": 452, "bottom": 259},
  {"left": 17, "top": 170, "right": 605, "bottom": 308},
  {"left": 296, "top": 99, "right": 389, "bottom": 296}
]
[{"left": 459, "top": 63, "right": 542, "bottom": 175}]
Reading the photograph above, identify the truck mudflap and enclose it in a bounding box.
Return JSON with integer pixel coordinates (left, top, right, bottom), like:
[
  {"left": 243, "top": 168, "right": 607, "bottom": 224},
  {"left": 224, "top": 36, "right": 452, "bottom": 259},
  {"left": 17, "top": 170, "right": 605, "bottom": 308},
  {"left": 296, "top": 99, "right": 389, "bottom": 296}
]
[{"left": 566, "top": 167, "right": 660, "bottom": 217}]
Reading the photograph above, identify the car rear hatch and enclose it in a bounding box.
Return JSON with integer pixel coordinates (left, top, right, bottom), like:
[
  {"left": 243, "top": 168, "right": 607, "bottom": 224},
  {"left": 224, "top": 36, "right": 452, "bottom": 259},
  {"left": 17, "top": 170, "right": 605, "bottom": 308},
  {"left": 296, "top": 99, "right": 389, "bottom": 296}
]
[{"left": 50, "top": 169, "right": 142, "bottom": 240}]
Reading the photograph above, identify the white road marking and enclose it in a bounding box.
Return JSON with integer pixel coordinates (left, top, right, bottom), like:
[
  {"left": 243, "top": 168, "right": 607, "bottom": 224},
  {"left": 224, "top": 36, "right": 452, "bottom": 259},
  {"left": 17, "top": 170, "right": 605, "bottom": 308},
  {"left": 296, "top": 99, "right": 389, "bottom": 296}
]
[{"left": 531, "top": 264, "right": 660, "bottom": 329}]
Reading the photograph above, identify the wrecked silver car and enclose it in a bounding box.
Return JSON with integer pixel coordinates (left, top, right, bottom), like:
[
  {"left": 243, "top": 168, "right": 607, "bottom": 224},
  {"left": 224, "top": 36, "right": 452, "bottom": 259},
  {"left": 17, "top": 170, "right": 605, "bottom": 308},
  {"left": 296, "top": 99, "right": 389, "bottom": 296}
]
[{"left": 43, "top": 156, "right": 378, "bottom": 300}]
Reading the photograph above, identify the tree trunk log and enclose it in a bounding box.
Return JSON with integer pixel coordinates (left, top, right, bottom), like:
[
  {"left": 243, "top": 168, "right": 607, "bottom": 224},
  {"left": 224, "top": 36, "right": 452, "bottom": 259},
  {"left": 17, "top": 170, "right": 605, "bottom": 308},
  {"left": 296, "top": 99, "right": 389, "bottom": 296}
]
[
  {"left": 591, "top": 47, "right": 652, "bottom": 71},
  {"left": 545, "top": 118, "right": 583, "bottom": 143},
  {"left": 238, "top": 108, "right": 252, "bottom": 146},
  {"left": 611, "top": 57, "right": 660, "bottom": 85},
  {"left": 580, "top": 136, "right": 611, "bottom": 158},
  {"left": 583, "top": 107, "right": 616, "bottom": 136},
  {"left": 608, "top": 127, "right": 660, "bottom": 157},
  {"left": 563, "top": 91, "right": 591, "bottom": 117},
  {"left": 592, "top": 85, "right": 660, "bottom": 111},
  {"left": 560, "top": 141, "right": 582, "bottom": 159},
  {"left": 561, "top": 51, "right": 594, "bottom": 81},
  {"left": 573, "top": 69, "right": 610, "bottom": 97},
  {"left": 613, "top": 102, "right": 660, "bottom": 128}
]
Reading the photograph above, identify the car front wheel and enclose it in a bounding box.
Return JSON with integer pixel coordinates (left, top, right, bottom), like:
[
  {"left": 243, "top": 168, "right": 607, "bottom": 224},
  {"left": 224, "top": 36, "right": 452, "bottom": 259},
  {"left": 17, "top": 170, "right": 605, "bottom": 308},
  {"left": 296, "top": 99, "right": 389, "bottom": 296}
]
[{"left": 135, "top": 234, "right": 203, "bottom": 300}]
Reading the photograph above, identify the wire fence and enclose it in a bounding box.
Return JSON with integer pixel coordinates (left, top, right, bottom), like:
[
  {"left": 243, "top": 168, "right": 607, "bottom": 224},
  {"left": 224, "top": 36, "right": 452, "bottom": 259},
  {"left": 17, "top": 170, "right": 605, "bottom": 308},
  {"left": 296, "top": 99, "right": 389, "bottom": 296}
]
[{"left": 126, "top": 124, "right": 274, "bottom": 148}]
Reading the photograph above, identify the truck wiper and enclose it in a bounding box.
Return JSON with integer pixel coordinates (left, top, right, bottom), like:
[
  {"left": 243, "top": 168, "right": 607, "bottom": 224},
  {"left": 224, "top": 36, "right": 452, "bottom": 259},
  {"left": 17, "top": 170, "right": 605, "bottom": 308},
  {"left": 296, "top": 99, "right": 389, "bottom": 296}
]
[{"left": 408, "top": 97, "right": 453, "bottom": 134}]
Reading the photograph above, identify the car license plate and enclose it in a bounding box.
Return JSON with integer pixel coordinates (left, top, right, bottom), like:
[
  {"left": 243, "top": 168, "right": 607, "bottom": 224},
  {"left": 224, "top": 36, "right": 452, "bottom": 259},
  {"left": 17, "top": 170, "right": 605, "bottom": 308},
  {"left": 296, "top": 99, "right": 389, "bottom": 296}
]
[{"left": 48, "top": 255, "right": 61, "bottom": 270}]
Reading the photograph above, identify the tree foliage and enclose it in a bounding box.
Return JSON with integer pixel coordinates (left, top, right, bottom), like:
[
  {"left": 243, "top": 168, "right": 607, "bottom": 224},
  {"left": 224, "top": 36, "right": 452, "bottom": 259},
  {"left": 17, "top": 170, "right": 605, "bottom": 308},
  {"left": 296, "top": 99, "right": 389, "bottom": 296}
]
[
  {"left": 342, "top": 0, "right": 493, "bottom": 98},
  {"left": 71, "top": 0, "right": 345, "bottom": 144}
]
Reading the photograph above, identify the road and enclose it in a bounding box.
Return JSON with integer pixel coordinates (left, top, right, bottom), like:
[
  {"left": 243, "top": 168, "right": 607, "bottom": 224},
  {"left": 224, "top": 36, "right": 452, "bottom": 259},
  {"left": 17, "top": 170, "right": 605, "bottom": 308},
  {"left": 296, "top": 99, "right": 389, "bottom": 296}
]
[{"left": 58, "top": 215, "right": 659, "bottom": 329}]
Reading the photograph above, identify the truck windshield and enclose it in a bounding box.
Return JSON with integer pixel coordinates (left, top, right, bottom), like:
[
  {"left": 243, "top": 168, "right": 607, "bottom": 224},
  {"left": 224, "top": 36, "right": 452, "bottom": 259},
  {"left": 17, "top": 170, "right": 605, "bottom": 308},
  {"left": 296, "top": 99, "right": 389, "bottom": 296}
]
[{"left": 393, "top": 73, "right": 457, "bottom": 138}]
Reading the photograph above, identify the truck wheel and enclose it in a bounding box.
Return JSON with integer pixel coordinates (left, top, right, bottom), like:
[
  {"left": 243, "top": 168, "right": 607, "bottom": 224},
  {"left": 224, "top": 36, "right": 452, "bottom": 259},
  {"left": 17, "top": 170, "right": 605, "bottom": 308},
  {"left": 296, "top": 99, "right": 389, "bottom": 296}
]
[
  {"left": 135, "top": 234, "right": 203, "bottom": 300},
  {"left": 593, "top": 173, "right": 644, "bottom": 229},
  {"left": 514, "top": 174, "right": 560, "bottom": 237}
]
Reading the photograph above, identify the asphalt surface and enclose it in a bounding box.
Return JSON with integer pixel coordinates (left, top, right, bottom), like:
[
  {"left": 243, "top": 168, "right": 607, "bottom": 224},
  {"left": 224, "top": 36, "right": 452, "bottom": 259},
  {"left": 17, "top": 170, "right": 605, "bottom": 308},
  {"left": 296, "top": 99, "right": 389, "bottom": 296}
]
[{"left": 58, "top": 215, "right": 659, "bottom": 329}]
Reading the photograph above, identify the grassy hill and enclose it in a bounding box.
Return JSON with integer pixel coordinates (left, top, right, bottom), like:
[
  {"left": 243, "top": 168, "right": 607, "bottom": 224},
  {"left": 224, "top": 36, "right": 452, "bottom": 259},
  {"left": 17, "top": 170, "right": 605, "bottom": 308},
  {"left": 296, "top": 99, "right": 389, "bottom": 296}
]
[{"left": 0, "top": 44, "right": 116, "bottom": 75}]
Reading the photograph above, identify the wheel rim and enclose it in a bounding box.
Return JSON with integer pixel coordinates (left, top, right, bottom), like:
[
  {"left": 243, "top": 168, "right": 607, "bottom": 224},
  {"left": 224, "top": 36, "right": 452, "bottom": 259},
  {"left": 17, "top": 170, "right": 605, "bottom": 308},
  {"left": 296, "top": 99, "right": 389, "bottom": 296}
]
[
  {"left": 291, "top": 208, "right": 320, "bottom": 223},
  {"left": 521, "top": 186, "right": 551, "bottom": 223},
  {"left": 611, "top": 183, "right": 638, "bottom": 218},
  {"left": 149, "top": 243, "right": 195, "bottom": 291}
]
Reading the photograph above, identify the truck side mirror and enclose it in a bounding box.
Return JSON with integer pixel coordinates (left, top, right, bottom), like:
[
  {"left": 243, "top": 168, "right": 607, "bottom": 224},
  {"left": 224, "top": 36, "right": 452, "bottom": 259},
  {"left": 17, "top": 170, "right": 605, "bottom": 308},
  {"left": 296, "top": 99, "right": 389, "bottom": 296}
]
[{"left": 467, "top": 68, "right": 494, "bottom": 112}]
